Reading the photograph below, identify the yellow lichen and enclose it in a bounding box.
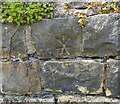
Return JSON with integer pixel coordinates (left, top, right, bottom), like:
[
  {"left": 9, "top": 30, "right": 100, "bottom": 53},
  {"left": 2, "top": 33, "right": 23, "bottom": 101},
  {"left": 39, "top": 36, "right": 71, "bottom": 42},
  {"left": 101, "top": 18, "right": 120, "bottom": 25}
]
[
  {"left": 75, "top": 13, "right": 88, "bottom": 28},
  {"left": 87, "top": 2, "right": 103, "bottom": 9},
  {"left": 64, "top": 3, "right": 71, "bottom": 11}
]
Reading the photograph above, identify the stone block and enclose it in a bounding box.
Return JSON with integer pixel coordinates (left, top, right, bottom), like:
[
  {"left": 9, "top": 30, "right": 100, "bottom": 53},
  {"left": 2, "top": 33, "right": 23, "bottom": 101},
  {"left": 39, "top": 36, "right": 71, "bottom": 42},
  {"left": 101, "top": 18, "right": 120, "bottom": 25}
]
[
  {"left": 31, "top": 17, "right": 82, "bottom": 59},
  {"left": 57, "top": 95, "right": 119, "bottom": 103},
  {"left": 82, "top": 14, "right": 120, "bottom": 57},
  {"left": 1, "top": 23, "right": 37, "bottom": 60},
  {"left": 3, "top": 95, "right": 54, "bottom": 104},
  {"left": 1, "top": 60, "right": 41, "bottom": 95},
  {"left": 1, "top": 23, "right": 27, "bottom": 59},
  {"left": 106, "top": 59, "right": 120, "bottom": 97},
  {"left": 42, "top": 59, "right": 104, "bottom": 94}
]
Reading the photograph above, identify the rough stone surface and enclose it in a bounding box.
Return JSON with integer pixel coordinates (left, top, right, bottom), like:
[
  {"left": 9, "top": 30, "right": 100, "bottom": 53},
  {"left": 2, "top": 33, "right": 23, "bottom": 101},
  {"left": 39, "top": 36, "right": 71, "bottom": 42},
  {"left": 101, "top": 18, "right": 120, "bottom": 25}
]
[
  {"left": 42, "top": 59, "right": 104, "bottom": 94},
  {"left": 1, "top": 23, "right": 38, "bottom": 60},
  {"left": 52, "top": 2, "right": 106, "bottom": 17},
  {"left": 118, "top": 16, "right": 120, "bottom": 55},
  {"left": 82, "top": 14, "right": 120, "bottom": 57},
  {"left": 107, "top": 59, "right": 120, "bottom": 97},
  {"left": 57, "top": 95, "right": 119, "bottom": 103},
  {"left": 0, "top": 1, "right": 120, "bottom": 100},
  {"left": 1, "top": 60, "right": 41, "bottom": 95},
  {"left": 0, "top": 95, "right": 120, "bottom": 103},
  {"left": 3, "top": 95, "right": 54, "bottom": 103},
  {"left": 31, "top": 17, "right": 82, "bottom": 59},
  {"left": 1, "top": 23, "right": 27, "bottom": 59},
  {"left": 1, "top": 14, "right": 119, "bottom": 59},
  {"left": 0, "top": 96, "right": 3, "bottom": 104},
  {"left": 0, "top": 61, "right": 2, "bottom": 94}
]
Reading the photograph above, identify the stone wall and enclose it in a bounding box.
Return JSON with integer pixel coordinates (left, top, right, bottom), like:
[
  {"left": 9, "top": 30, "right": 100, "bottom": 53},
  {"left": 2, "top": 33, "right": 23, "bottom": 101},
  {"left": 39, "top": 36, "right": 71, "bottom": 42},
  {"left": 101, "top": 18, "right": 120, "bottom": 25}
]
[{"left": 0, "top": 1, "right": 120, "bottom": 103}]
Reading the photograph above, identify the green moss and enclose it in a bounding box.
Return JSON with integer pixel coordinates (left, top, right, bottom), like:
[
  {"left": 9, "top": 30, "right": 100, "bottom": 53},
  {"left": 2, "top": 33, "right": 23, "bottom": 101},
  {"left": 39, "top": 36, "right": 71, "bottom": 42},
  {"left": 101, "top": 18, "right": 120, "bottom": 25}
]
[{"left": 0, "top": 2, "right": 54, "bottom": 25}]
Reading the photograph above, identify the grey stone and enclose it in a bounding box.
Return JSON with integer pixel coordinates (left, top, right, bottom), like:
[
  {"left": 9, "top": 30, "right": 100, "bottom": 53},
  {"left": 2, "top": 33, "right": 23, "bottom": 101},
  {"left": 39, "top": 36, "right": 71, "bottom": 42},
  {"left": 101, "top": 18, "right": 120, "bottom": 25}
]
[
  {"left": 54, "top": 2, "right": 101, "bottom": 17},
  {"left": 106, "top": 59, "right": 120, "bottom": 97},
  {"left": 24, "top": 96, "right": 54, "bottom": 103},
  {"left": 31, "top": 17, "right": 82, "bottom": 59},
  {"left": 3, "top": 95, "right": 54, "bottom": 103},
  {"left": 1, "top": 23, "right": 28, "bottom": 59},
  {"left": 70, "top": 2, "right": 88, "bottom": 9},
  {"left": 57, "top": 95, "right": 119, "bottom": 103},
  {"left": 1, "top": 23, "right": 37, "bottom": 60},
  {"left": 1, "top": 23, "right": 19, "bottom": 59},
  {"left": 10, "top": 24, "right": 37, "bottom": 59},
  {"left": 10, "top": 25, "right": 28, "bottom": 58},
  {"left": 68, "top": 7, "right": 101, "bottom": 17},
  {"left": 2, "top": 95, "right": 54, "bottom": 104},
  {"left": 0, "top": 96, "right": 3, "bottom": 104},
  {"left": 53, "top": 2, "right": 87, "bottom": 17},
  {"left": 82, "top": 14, "right": 119, "bottom": 57},
  {"left": 53, "top": 3, "right": 71, "bottom": 18},
  {"left": 42, "top": 59, "right": 104, "bottom": 94},
  {"left": 1, "top": 60, "right": 41, "bottom": 95},
  {"left": 118, "top": 16, "right": 120, "bottom": 55}
]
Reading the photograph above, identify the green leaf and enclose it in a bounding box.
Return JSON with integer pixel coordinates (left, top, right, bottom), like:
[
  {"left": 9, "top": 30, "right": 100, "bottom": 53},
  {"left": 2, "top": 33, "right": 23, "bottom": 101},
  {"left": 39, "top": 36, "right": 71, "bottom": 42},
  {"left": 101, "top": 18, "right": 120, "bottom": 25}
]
[{"left": 0, "top": 2, "right": 54, "bottom": 25}]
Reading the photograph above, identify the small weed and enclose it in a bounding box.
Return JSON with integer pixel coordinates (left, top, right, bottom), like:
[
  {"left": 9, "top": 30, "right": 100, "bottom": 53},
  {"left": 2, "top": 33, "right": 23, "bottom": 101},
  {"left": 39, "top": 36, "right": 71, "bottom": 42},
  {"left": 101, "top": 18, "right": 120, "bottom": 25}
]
[
  {"left": 64, "top": 3, "right": 71, "bottom": 11},
  {"left": 99, "top": 2, "right": 120, "bottom": 14},
  {"left": 75, "top": 13, "right": 87, "bottom": 28}
]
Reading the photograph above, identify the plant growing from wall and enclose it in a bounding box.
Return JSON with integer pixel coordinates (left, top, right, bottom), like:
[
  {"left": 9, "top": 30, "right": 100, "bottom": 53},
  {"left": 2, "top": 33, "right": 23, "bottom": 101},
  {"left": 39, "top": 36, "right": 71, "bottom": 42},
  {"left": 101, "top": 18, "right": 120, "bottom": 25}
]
[
  {"left": 79, "top": 2, "right": 120, "bottom": 27},
  {"left": 64, "top": 3, "right": 71, "bottom": 11},
  {"left": 74, "top": 13, "right": 88, "bottom": 28},
  {"left": 86, "top": 1, "right": 120, "bottom": 14},
  {"left": 0, "top": 2, "right": 54, "bottom": 25},
  {"left": 99, "top": 2, "right": 120, "bottom": 14},
  {"left": 87, "top": 2, "right": 103, "bottom": 9}
]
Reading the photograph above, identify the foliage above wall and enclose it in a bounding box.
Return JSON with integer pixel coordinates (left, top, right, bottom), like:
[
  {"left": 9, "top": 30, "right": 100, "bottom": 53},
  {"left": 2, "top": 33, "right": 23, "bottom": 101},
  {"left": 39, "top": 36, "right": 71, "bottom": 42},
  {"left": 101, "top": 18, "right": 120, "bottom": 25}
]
[{"left": 0, "top": 2, "right": 54, "bottom": 25}]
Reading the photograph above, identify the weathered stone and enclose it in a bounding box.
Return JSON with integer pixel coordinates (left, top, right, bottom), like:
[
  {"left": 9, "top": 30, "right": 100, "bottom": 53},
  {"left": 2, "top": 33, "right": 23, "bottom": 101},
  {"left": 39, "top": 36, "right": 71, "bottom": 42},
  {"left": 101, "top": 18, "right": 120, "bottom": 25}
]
[
  {"left": 0, "top": 96, "right": 3, "bottom": 104},
  {"left": 53, "top": 2, "right": 88, "bottom": 17},
  {"left": 0, "top": 23, "right": 2, "bottom": 56},
  {"left": 0, "top": 60, "right": 2, "bottom": 94},
  {"left": 70, "top": 2, "right": 88, "bottom": 9},
  {"left": 106, "top": 59, "right": 120, "bottom": 97},
  {"left": 1, "top": 23, "right": 38, "bottom": 59},
  {"left": 53, "top": 3, "right": 69, "bottom": 18},
  {"left": 118, "top": 16, "right": 120, "bottom": 55},
  {"left": 42, "top": 59, "right": 104, "bottom": 94},
  {"left": 1, "top": 23, "right": 27, "bottom": 59},
  {"left": 3, "top": 95, "right": 54, "bottom": 103},
  {"left": 53, "top": 2, "right": 102, "bottom": 17},
  {"left": 1, "top": 23, "right": 18, "bottom": 59},
  {"left": 57, "top": 95, "right": 119, "bottom": 103},
  {"left": 23, "top": 25, "right": 36, "bottom": 55},
  {"left": 24, "top": 96, "right": 54, "bottom": 103},
  {"left": 1, "top": 60, "right": 41, "bottom": 95},
  {"left": 31, "top": 17, "right": 82, "bottom": 59},
  {"left": 82, "top": 14, "right": 119, "bottom": 57}
]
